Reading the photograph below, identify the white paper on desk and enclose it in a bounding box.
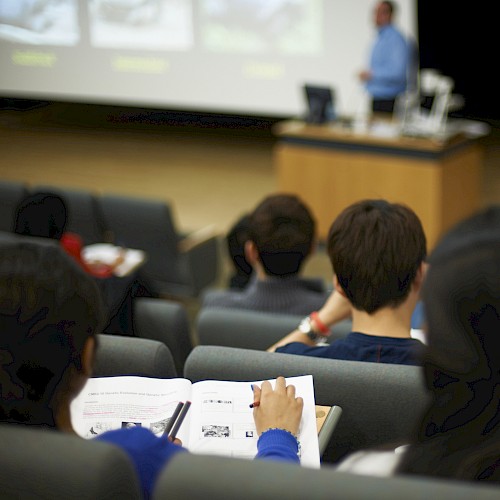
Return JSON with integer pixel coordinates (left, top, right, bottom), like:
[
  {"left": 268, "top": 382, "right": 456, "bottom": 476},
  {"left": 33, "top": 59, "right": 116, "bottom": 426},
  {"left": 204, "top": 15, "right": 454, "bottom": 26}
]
[
  {"left": 70, "top": 374, "right": 319, "bottom": 468},
  {"left": 185, "top": 375, "right": 320, "bottom": 468},
  {"left": 81, "top": 243, "right": 145, "bottom": 277},
  {"left": 70, "top": 376, "right": 193, "bottom": 439}
]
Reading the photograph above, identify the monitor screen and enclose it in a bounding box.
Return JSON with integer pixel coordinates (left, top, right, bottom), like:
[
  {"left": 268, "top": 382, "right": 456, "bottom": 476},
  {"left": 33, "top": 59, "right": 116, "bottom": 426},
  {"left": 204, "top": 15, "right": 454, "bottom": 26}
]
[{"left": 304, "top": 84, "right": 334, "bottom": 124}]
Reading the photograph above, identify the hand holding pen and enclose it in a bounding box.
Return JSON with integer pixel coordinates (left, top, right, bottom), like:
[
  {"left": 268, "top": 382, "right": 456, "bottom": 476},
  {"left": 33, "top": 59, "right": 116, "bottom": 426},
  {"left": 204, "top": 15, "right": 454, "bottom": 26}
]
[{"left": 251, "top": 376, "right": 303, "bottom": 437}]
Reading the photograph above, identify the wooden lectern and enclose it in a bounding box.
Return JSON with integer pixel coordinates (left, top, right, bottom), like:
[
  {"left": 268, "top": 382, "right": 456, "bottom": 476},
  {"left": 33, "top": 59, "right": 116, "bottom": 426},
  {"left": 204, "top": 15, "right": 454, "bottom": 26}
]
[{"left": 273, "top": 120, "right": 484, "bottom": 250}]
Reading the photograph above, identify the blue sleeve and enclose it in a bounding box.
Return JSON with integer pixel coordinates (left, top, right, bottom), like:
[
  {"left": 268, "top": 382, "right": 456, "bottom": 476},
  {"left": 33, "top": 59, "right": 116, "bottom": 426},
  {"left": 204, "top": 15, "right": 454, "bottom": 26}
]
[
  {"left": 95, "top": 426, "right": 186, "bottom": 499},
  {"left": 255, "top": 428, "right": 300, "bottom": 464}
]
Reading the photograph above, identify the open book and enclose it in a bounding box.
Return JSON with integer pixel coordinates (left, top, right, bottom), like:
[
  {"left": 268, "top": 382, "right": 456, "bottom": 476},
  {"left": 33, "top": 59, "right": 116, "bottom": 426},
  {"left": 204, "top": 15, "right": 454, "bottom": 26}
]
[{"left": 70, "top": 375, "right": 320, "bottom": 468}]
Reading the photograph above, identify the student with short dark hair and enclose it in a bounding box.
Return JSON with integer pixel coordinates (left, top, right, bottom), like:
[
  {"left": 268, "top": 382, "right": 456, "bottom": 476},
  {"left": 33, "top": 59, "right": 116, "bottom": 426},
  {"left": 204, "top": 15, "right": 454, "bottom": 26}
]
[
  {"left": 202, "top": 193, "right": 329, "bottom": 315},
  {"left": 268, "top": 199, "right": 427, "bottom": 366},
  {"left": 336, "top": 206, "right": 500, "bottom": 481},
  {"left": 0, "top": 240, "right": 303, "bottom": 499}
]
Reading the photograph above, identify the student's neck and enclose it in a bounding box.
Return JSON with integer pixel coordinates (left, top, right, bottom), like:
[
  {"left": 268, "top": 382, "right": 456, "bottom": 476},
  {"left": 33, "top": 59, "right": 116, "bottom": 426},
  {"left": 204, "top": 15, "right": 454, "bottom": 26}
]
[
  {"left": 350, "top": 304, "right": 413, "bottom": 339},
  {"left": 54, "top": 403, "right": 78, "bottom": 435}
]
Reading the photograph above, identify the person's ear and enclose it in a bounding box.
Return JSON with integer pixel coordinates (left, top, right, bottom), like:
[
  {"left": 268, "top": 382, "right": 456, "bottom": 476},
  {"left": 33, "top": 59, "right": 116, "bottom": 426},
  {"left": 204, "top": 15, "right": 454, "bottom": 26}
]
[
  {"left": 81, "top": 336, "right": 96, "bottom": 379},
  {"left": 333, "top": 275, "right": 347, "bottom": 297},
  {"left": 413, "top": 262, "right": 427, "bottom": 292},
  {"left": 244, "top": 240, "right": 259, "bottom": 266}
]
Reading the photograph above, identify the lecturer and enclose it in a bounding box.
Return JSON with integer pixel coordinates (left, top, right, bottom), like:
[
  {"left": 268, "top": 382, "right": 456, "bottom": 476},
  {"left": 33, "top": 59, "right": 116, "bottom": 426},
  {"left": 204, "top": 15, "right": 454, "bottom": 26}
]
[{"left": 358, "top": 1, "right": 409, "bottom": 114}]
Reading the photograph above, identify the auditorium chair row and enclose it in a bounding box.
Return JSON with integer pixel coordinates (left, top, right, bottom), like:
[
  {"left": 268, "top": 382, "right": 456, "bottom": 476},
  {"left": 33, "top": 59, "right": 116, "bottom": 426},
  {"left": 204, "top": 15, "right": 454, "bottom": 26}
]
[
  {"left": 2, "top": 342, "right": 499, "bottom": 499},
  {"left": 0, "top": 180, "right": 220, "bottom": 298}
]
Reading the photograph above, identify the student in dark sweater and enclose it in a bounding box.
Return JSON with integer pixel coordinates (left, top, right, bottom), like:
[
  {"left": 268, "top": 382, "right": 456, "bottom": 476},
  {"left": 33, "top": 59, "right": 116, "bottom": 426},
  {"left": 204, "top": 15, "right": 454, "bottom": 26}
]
[
  {"left": 202, "top": 193, "right": 330, "bottom": 316},
  {"left": 268, "top": 199, "right": 427, "bottom": 366}
]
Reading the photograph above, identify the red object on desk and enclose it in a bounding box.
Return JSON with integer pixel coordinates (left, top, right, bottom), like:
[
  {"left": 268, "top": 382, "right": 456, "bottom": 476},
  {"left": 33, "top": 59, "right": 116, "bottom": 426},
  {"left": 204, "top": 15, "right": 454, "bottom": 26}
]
[{"left": 60, "top": 232, "right": 114, "bottom": 278}]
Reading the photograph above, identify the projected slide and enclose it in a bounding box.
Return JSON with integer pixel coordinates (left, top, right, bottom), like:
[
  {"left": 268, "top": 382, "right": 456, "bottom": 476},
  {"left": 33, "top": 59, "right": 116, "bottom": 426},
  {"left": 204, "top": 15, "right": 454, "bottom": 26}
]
[
  {"left": 0, "top": 0, "right": 79, "bottom": 46},
  {"left": 200, "top": 0, "right": 322, "bottom": 55},
  {"left": 89, "top": 0, "right": 193, "bottom": 50},
  {"left": 0, "top": 0, "right": 417, "bottom": 117}
]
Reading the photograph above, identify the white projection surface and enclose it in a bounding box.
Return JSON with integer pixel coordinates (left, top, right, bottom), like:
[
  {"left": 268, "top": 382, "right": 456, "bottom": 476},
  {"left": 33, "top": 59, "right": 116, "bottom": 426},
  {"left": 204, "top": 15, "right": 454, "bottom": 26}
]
[{"left": 0, "top": 0, "right": 417, "bottom": 117}]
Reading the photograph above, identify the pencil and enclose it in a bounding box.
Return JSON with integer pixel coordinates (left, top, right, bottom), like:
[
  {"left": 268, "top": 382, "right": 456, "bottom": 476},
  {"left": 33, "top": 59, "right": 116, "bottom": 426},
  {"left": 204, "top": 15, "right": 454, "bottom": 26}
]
[
  {"left": 163, "top": 402, "right": 184, "bottom": 437},
  {"left": 249, "top": 401, "right": 260, "bottom": 408},
  {"left": 169, "top": 400, "right": 191, "bottom": 440}
]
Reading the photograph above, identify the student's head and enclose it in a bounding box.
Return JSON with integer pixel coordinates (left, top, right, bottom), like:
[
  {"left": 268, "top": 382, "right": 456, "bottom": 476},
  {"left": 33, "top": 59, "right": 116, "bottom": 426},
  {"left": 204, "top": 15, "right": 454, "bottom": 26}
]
[
  {"left": 0, "top": 240, "right": 104, "bottom": 428},
  {"left": 398, "top": 206, "right": 500, "bottom": 480},
  {"left": 14, "top": 192, "right": 67, "bottom": 240},
  {"left": 421, "top": 206, "right": 500, "bottom": 380},
  {"left": 246, "top": 194, "right": 316, "bottom": 277},
  {"left": 327, "top": 199, "right": 426, "bottom": 313}
]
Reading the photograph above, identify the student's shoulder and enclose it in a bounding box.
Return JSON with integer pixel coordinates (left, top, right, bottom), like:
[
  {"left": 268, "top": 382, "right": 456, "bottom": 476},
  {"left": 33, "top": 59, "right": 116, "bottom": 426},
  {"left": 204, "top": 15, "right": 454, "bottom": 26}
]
[{"left": 95, "top": 426, "right": 156, "bottom": 446}]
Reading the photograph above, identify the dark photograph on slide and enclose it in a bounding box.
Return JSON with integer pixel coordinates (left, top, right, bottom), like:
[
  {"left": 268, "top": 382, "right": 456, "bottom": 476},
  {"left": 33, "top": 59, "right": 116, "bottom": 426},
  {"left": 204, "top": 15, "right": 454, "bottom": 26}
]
[
  {"left": 88, "top": 0, "right": 194, "bottom": 50},
  {"left": 0, "top": 0, "right": 79, "bottom": 46},
  {"left": 200, "top": 0, "right": 323, "bottom": 55}
]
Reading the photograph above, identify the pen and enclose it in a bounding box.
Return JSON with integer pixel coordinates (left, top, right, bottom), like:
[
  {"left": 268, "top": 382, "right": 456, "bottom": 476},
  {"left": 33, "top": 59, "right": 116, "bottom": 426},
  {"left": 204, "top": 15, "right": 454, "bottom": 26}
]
[
  {"left": 169, "top": 401, "right": 191, "bottom": 440},
  {"left": 249, "top": 401, "right": 260, "bottom": 409},
  {"left": 163, "top": 402, "right": 184, "bottom": 438}
]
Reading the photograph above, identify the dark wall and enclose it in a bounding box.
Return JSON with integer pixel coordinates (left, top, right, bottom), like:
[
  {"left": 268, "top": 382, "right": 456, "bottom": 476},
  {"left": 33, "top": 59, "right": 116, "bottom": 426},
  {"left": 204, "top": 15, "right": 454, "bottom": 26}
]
[{"left": 417, "top": 1, "right": 497, "bottom": 121}]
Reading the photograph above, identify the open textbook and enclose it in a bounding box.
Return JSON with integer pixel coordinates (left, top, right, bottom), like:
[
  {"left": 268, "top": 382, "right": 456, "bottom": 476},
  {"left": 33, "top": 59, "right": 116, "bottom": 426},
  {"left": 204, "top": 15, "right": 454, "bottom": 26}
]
[{"left": 70, "top": 375, "right": 320, "bottom": 468}]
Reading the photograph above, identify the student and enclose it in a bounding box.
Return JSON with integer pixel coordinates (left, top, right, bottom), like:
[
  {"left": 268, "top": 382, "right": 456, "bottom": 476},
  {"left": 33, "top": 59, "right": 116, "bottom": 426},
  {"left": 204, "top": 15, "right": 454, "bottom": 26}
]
[
  {"left": 337, "top": 206, "right": 500, "bottom": 481},
  {"left": 13, "top": 191, "right": 148, "bottom": 336},
  {"left": 0, "top": 240, "right": 303, "bottom": 499},
  {"left": 202, "top": 193, "right": 329, "bottom": 316},
  {"left": 268, "top": 199, "right": 427, "bottom": 366}
]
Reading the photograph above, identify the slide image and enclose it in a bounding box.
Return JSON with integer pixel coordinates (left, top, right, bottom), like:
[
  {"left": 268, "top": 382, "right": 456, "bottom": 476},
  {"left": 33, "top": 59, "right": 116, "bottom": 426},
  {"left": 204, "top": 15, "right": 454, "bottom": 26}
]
[
  {"left": 199, "top": 0, "right": 323, "bottom": 55},
  {"left": 0, "top": 0, "right": 79, "bottom": 46},
  {"left": 89, "top": 0, "right": 194, "bottom": 50}
]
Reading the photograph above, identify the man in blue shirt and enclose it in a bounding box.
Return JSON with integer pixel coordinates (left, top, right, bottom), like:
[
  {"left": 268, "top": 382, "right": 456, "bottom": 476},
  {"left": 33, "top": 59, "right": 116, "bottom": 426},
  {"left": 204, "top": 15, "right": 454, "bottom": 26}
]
[{"left": 358, "top": 1, "right": 410, "bottom": 114}]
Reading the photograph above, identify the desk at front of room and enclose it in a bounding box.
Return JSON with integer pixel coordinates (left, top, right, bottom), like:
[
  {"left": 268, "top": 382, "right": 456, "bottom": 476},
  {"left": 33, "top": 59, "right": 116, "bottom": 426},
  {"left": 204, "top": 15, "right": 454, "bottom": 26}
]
[{"left": 273, "top": 119, "right": 485, "bottom": 249}]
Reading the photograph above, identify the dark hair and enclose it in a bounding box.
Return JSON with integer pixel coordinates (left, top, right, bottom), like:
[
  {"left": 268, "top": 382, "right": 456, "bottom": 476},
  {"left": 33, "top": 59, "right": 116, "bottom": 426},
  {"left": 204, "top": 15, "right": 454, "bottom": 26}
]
[
  {"left": 248, "top": 194, "right": 315, "bottom": 277},
  {"left": 327, "top": 199, "right": 426, "bottom": 313},
  {"left": 226, "top": 213, "right": 253, "bottom": 289},
  {"left": 14, "top": 192, "right": 67, "bottom": 240},
  {"left": 380, "top": 1, "right": 395, "bottom": 15},
  {"left": 0, "top": 239, "right": 105, "bottom": 427},
  {"left": 398, "top": 206, "right": 500, "bottom": 481}
]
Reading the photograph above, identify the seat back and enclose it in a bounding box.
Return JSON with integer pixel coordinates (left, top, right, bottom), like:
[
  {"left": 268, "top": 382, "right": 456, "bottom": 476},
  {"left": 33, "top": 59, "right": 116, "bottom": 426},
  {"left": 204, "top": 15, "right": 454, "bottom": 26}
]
[
  {"left": 93, "top": 334, "right": 177, "bottom": 378},
  {"left": 97, "top": 194, "right": 183, "bottom": 286},
  {"left": 154, "top": 452, "right": 500, "bottom": 500},
  {"left": 196, "top": 307, "right": 351, "bottom": 350},
  {"left": 32, "top": 185, "right": 107, "bottom": 245},
  {"left": 184, "top": 345, "right": 430, "bottom": 462},
  {"left": 133, "top": 297, "right": 193, "bottom": 375},
  {"left": 0, "top": 180, "right": 29, "bottom": 232},
  {"left": 0, "top": 424, "right": 141, "bottom": 500}
]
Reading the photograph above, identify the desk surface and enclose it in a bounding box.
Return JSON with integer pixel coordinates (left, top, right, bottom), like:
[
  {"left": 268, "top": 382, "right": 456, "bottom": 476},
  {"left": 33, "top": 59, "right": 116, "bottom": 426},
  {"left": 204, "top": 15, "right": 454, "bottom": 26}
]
[
  {"left": 315, "top": 405, "right": 331, "bottom": 434},
  {"left": 273, "top": 119, "right": 470, "bottom": 154}
]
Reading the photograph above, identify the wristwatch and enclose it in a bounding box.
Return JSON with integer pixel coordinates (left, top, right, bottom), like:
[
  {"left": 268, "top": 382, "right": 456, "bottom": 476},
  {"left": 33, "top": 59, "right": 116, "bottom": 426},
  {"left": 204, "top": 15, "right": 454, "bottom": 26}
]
[{"left": 298, "top": 315, "right": 321, "bottom": 342}]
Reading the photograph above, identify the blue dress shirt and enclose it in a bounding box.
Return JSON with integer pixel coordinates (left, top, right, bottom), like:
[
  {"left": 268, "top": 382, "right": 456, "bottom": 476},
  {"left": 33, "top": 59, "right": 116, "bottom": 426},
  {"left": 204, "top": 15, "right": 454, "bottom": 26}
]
[{"left": 365, "top": 24, "right": 409, "bottom": 99}]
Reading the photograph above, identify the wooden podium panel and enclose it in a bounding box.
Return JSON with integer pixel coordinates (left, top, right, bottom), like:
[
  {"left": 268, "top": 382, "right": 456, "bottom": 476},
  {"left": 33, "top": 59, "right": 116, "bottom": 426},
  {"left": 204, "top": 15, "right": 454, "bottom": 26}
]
[{"left": 273, "top": 120, "right": 483, "bottom": 250}]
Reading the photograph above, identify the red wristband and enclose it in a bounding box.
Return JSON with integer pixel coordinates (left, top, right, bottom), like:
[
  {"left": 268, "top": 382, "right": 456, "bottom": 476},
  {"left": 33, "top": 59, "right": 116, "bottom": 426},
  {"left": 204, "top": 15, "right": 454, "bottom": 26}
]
[{"left": 310, "top": 311, "right": 330, "bottom": 336}]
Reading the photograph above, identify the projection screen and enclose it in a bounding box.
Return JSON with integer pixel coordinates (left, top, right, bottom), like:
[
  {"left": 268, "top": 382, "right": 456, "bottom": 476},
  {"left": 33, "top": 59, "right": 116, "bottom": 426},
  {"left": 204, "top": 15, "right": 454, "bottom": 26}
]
[{"left": 0, "top": 0, "right": 417, "bottom": 117}]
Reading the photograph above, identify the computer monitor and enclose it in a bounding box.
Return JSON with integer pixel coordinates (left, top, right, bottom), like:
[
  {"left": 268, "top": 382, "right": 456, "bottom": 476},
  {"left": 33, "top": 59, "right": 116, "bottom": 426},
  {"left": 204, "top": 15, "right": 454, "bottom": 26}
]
[{"left": 303, "top": 84, "right": 335, "bottom": 124}]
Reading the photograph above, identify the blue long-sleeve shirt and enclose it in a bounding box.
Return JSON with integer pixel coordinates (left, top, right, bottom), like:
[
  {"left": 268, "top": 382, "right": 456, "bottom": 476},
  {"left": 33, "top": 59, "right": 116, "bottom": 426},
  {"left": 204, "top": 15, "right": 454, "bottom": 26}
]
[
  {"left": 97, "top": 426, "right": 299, "bottom": 499},
  {"left": 365, "top": 24, "right": 409, "bottom": 99}
]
